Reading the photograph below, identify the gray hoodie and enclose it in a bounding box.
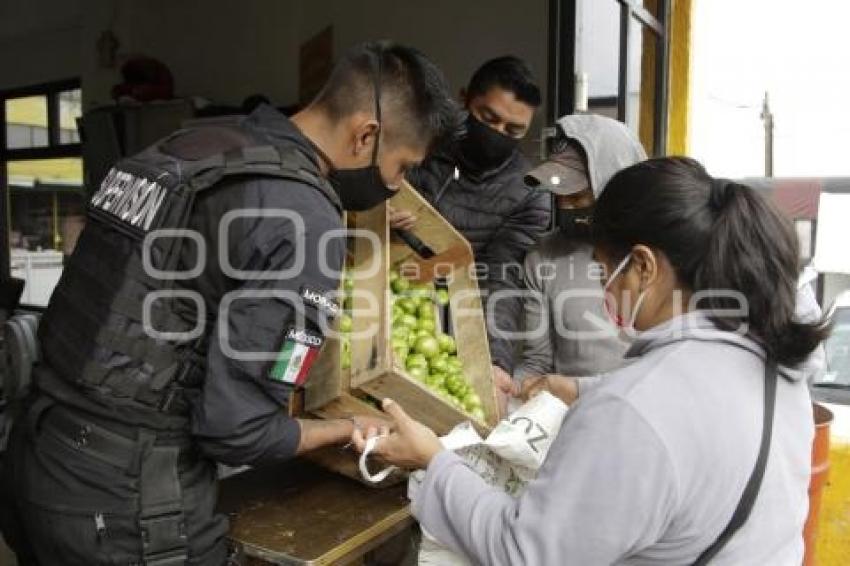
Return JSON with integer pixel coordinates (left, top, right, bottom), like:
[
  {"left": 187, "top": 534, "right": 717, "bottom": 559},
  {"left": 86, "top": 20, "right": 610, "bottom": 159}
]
[
  {"left": 516, "top": 115, "right": 647, "bottom": 385},
  {"left": 413, "top": 311, "right": 813, "bottom": 565}
]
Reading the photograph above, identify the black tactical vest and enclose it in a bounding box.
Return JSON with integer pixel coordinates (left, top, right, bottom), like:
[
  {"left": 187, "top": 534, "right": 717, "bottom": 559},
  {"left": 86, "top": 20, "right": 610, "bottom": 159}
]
[{"left": 38, "top": 121, "right": 339, "bottom": 415}]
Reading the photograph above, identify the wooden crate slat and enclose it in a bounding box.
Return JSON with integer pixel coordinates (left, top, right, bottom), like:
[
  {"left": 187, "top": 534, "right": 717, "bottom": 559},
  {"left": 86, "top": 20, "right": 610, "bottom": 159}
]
[{"left": 305, "top": 180, "right": 497, "bottom": 442}]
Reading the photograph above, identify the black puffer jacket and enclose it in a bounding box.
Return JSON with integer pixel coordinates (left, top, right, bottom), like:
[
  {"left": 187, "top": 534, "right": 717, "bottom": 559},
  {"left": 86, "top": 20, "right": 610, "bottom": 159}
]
[{"left": 407, "top": 145, "right": 551, "bottom": 373}]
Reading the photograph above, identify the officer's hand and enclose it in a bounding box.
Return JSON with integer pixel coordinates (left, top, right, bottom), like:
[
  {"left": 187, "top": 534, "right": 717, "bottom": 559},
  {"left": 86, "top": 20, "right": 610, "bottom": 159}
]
[
  {"left": 351, "top": 414, "right": 393, "bottom": 435},
  {"left": 517, "top": 374, "right": 579, "bottom": 405},
  {"left": 389, "top": 206, "right": 417, "bottom": 230},
  {"left": 352, "top": 398, "right": 443, "bottom": 469},
  {"left": 492, "top": 365, "right": 517, "bottom": 418}
]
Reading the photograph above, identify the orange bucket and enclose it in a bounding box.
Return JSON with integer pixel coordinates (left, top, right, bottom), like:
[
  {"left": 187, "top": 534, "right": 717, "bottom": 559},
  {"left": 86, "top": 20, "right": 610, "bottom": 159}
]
[{"left": 803, "top": 403, "right": 833, "bottom": 566}]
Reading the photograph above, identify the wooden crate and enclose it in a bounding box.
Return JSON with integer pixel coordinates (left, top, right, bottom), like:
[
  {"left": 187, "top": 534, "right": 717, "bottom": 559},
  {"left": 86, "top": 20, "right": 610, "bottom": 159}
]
[{"left": 305, "top": 181, "right": 497, "bottom": 437}]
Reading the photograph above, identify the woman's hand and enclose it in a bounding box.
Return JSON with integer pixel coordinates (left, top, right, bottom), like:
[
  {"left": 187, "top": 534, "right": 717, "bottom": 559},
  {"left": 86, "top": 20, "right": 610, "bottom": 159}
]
[
  {"left": 389, "top": 206, "right": 417, "bottom": 230},
  {"left": 351, "top": 398, "right": 444, "bottom": 470},
  {"left": 517, "top": 374, "right": 579, "bottom": 405}
]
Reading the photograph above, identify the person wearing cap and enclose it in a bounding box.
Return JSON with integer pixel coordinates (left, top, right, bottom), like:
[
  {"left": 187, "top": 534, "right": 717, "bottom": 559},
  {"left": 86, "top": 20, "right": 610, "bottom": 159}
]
[{"left": 515, "top": 115, "right": 646, "bottom": 401}]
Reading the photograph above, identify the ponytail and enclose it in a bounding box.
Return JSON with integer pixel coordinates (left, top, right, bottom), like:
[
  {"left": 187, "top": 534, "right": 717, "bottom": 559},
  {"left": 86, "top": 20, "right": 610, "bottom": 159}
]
[
  {"left": 697, "top": 179, "right": 829, "bottom": 366},
  {"left": 594, "top": 157, "right": 830, "bottom": 367}
]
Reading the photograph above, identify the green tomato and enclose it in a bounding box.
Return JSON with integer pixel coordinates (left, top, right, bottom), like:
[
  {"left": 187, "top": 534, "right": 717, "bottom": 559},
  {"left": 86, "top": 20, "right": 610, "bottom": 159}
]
[
  {"left": 455, "top": 383, "right": 471, "bottom": 399},
  {"left": 341, "top": 351, "right": 351, "bottom": 370},
  {"left": 436, "top": 288, "right": 450, "bottom": 306},
  {"left": 417, "top": 318, "right": 437, "bottom": 333},
  {"left": 407, "top": 366, "right": 428, "bottom": 381},
  {"left": 398, "top": 298, "right": 417, "bottom": 315},
  {"left": 343, "top": 276, "right": 354, "bottom": 293},
  {"left": 463, "top": 392, "right": 482, "bottom": 410},
  {"left": 391, "top": 336, "right": 408, "bottom": 350},
  {"left": 429, "top": 357, "right": 448, "bottom": 374},
  {"left": 425, "top": 373, "right": 445, "bottom": 388},
  {"left": 391, "top": 326, "right": 410, "bottom": 340},
  {"left": 391, "top": 276, "right": 410, "bottom": 295},
  {"left": 414, "top": 336, "right": 441, "bottom": 359},
  {"left": 470, "top": 407, "right": 486, "bottom": 421},
  {"left": 401, "top": 314, "right": 419, "bottom": 329},
  {"left": 392, "top": 305, "right": 404, "bottom": 319},
  {"left": 409, "top": 284, "right": 431, "bottom": 301},
  {"left": 446, "top": 356, "right": 463, "bottom": 373},
  {"left": 417, "top": 303, "right": 435, "bottom": 319},
  {"left": 436, "top": 334, "right": 456, "bottom": 354},
  {"left": 406, "top": 353, "right": 429, "bottom": 371},
  {"left": 393, "top": 346, "right": 409, "bottom": 361},
  {"left": 339, "top": 314, "right": 353, "bottom": 333},
  {"left": 413, "top": 328, "right": 431, "bottom": 339},
  {"left": 389, "top": 269, "right": 400, "bottom": 283},
  {"left": 445, "top": 374, "right": 464, "bottom": 395},
  {"left": 343, "top": 296, "right": 353, "bottom": 311}
]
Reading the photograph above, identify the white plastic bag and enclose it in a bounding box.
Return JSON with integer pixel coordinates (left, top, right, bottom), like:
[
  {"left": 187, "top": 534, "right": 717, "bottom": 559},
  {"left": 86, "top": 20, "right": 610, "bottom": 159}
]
[{"left": 408, "top": 391, "right": 569, "bottom": 565}]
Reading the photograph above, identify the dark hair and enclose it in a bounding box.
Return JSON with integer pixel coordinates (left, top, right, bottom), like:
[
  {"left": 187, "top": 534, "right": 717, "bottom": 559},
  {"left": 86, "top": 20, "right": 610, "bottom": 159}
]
[
  {"left": 466, "top": 56, "right": 541, "bottom": 107},
  {"left": 312, "top": 41, "right": 459, "bottom": 151},
  {"left": 593, "top": 156, "right": 830, "bottom": 368}
]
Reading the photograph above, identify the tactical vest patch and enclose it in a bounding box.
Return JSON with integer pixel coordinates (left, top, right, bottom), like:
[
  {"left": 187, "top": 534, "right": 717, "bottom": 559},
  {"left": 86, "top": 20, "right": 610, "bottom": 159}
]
[
  {"left": 300, "top": 285, "right": 340, "bottom": 319},
  {"left": 268, "top": 327, "right": 324, "bottom": 386},
  {"left": 90, "top": 168, "right": 168, "bottom": 231}
]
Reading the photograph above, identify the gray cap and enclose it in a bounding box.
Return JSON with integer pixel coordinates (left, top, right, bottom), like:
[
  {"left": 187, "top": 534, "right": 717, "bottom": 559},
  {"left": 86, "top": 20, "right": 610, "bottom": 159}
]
[
  {"left": 526, "top": 114, "right": 648, "bottom": 198},
  {"left": 525, "top": 142, "right": 590, "bottom": 196}
]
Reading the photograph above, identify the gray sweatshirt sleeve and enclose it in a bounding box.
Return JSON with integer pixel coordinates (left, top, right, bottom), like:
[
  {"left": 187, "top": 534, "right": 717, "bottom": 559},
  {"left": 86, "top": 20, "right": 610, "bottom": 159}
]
[
  {"left": 514, "top": 247, "right": 555, "bottom": 381},
  {"left": 412, "top": 392, "right": 679, "bottom": 565}
]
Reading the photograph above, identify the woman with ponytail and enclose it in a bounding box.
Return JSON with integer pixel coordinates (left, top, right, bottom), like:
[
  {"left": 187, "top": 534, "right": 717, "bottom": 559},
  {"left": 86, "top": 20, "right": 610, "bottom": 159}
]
[{"left": 353, "top": 157, "right": 829, "bottom": 565}]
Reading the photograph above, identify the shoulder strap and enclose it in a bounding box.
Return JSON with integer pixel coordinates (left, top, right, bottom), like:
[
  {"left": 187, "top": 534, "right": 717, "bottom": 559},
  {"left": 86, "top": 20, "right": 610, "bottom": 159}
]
[
  {"left": 185, "top": 143, "right": 342, "bottom": 212},
  {"left": 691, "top": 357, "right": 778, "bottom": 565}
]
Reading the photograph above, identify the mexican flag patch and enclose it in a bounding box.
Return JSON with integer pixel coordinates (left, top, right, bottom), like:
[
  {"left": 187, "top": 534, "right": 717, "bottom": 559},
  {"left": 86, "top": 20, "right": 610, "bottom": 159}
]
[{"left": 268, "top": 328, "right": 324, "bottom": 386}]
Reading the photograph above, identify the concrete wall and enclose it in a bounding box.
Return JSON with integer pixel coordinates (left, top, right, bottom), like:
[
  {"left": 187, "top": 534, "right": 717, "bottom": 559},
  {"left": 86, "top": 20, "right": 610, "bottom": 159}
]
[
  {"left": 297, "top": 0, "right": 549, "bottom": 152},
  {"left": 80, "top": 0, "right": 304, "bottom": 109},
  {"left": 0, "top": 0, "right": 84, "bottom": 90},
  {"left": 1, "top": 0, "right": 549, "bottom": 149}
]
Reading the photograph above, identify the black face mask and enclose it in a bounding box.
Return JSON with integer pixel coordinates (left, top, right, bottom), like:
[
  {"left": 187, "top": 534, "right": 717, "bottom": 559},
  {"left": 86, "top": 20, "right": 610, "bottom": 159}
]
[
  {"left": 326, "top": 160, "right": 396, "bottom": 212},
  {"left": 314, "top": 50, "right": 396, "bottom": 212},
  {"left": 459, "top": 113, "right": 519, "bottom": 173},
  {"left": 557, "top": 206, "right": 594, "bottom": 239}
]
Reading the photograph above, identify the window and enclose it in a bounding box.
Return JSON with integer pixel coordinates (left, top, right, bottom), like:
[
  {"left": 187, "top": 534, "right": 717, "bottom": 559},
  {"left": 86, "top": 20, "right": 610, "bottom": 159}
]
[
  {"left": 5, "top": 96, "right": 49, "bottom": 149},
  {"left": 549, "top": 0, "right": 670, "bottom": 156},
  {"left": 1, "top": 79, "right": 83, "bottom": 307}
]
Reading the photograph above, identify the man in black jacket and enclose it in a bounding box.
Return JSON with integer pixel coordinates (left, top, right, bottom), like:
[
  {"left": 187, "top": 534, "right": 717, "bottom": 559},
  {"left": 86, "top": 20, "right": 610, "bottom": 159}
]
[
  {"left": 0, "top": 42, "right": 457, "bottom": 565},
  {"left": 396, "top": 56, "right": 550, "bottom": 414}
]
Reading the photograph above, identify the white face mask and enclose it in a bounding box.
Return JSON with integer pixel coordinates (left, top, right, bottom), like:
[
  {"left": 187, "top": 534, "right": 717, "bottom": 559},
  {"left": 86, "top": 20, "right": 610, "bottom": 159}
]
[{"left": 602, "top": 253, "right": 649, "bottom": 335}]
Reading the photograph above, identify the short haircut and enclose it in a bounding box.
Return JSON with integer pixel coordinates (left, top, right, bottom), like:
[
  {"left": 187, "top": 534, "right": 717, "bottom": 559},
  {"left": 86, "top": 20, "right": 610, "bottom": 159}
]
[
  {"left": 466, "top": 56, "right": 542, "bottom": 107},
  {"left": 312, "top": 41, "right": 459, "bottom": 151}
]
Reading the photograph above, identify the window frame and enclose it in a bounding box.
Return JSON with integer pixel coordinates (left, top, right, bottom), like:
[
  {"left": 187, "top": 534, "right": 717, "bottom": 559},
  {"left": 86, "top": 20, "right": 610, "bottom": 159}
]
[
  {"left": 0, "top": 77, "right": 82, "bottom": 300},
  {"left": 547, "top": 0, "right": 671, "bottom": 156}
]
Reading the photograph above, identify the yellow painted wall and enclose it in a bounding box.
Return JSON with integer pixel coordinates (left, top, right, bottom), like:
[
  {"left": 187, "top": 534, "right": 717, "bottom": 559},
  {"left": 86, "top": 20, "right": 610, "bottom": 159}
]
[
  {"left": 5, "top": 96, "right": 48, "bottom": 128},
  {"left": 7, "top": 158, "right": 82, "bottom": 187},
  {"left": 639, "top": 0, "right": 692, "bottom": 156}
]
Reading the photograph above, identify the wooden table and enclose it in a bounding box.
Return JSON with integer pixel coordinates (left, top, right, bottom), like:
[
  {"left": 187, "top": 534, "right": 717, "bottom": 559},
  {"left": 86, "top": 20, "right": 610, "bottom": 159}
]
[{"left": 219, "top": 458, "right": 413, "bottom": 565}]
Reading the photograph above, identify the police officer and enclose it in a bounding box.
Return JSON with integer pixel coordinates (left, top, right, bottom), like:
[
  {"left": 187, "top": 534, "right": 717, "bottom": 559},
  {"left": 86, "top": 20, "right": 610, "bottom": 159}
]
[{"left": 0, "top": 41, "right": 457, "bottom": 565}]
